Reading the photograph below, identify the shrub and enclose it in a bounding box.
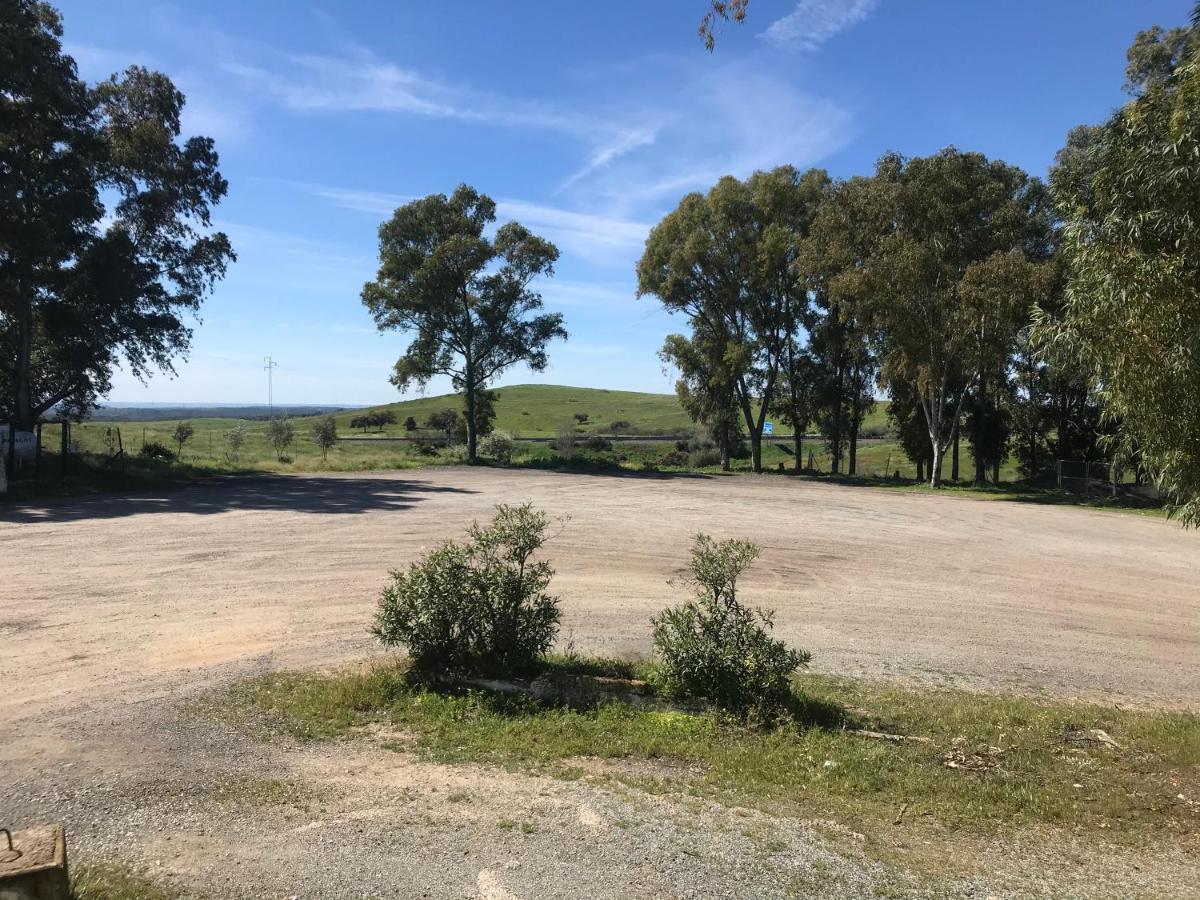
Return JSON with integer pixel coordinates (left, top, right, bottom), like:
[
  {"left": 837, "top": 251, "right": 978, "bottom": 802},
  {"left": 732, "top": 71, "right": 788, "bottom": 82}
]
[
  {"left": 139, "top": 441, "right": 176, "bottom": 462},
  {"left": 573, "top": 412, "right": 589, "bottom": 424},
  {"left": 309, "top": 416, "right": 338, "bottom": 461},
  {"left": 404, "top": 416, "right": 418, "bottom": 432},
  {"left": 584, "top": 435, "right": 612, "bottom": 452},
  {"left": 172, "top": 421, "right": 194, "bottom": 455},
  {"left": 652, "top": 535, "right": 810, "bottom": 720},
  {"left": 552, "top": 421, "right": 576, "bottom": 457},
  {"left": 223, "top": 423, "right": 247, "bottom": 463},
  {"left": 373, "top": 504, "right": 560, "bottom": 675},
  {"left": 266, "top": 417, "right": 295, "bottom": 461},
  {"left": 659, "top": 449, "right": 690, "bottom": 467},
  {"left": 480, "top": 430, "right": 516, "bottom": 464},
  {"left": 689, "top": 448, "right": 723, "bottom": 468},
  {"left": 609, "top": 420, "right": 631, "bottom": 434}
]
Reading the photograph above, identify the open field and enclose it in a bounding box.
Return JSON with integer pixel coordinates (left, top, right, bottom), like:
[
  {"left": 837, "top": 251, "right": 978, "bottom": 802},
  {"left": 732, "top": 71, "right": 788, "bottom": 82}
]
[{"left": 2, "top": 469, "right": 1196, "bottom": 897}]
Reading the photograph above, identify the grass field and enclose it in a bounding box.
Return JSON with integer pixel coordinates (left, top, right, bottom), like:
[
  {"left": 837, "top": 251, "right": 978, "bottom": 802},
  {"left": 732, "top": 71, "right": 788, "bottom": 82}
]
[{"left": 227, "top": 660, "right": 1200, "bottom": 846}]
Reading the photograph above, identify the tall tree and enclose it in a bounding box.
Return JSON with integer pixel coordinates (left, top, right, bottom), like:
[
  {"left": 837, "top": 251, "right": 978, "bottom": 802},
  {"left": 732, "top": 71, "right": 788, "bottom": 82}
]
[
  {"left": 803, "top": 176, "right": 885, "bottom": 476},
  {"left": 854, "top": 149, "right": 1047, "bottom": 487},
  {"left": 1038, "top": 6, "right": 1200, "bottom": 524},
  {"left": 362, "top": 185, "right": 565, "bottom": 462},
  {"left": 639, "top": 166, "right": 828, "bottom": 472},
  {"left": 0, "top": 1, "right": 234, "bottom": 440}
]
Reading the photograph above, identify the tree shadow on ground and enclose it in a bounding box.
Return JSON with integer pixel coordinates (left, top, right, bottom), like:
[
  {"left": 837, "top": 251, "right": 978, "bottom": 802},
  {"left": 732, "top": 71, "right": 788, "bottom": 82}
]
[
  {"left": 0, "top": 474, "right": 476, "bottom": 524},
  {"left": 507, "top": 457, "right": 719, "bottom": 481}
]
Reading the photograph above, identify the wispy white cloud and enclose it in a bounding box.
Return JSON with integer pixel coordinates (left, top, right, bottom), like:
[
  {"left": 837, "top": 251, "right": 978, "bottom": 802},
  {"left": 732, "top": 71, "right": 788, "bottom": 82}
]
[
  {"left": 292, "top": 183, "right": 651, "bottom": 267},
  {"left": 222, "top": 50, "right": 604, "bottom": 139},
  {"left": 557, "top": 127, "right": 659, "bottom": 193},
  {"left": 763, "top": 0, "right": 879, "bottom": 49}
]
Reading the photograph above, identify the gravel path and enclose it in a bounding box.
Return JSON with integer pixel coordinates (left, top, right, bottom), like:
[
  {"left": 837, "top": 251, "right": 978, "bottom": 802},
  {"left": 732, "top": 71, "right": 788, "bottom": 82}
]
[{"left": 2, "top": 469, "right": 1198, "bottom": 897}]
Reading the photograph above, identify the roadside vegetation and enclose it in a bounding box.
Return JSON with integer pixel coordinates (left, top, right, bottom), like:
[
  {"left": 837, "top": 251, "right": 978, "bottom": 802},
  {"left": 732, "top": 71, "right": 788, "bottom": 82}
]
[
  {"left": 225, "top": 505, "right": 1198, "bottom": 861},
  {"left": 70, "top": 864, "right": 179, "bottom": 900}
]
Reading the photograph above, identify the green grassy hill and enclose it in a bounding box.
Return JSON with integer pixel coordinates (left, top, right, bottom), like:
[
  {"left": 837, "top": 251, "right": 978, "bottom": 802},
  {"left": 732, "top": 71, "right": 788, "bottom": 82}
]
[
  {"left": 327, "top": 384, "right": 698, "bottom": 438},
  {"left": 329, "top": 383, "right": 892, "bottom": 438}
]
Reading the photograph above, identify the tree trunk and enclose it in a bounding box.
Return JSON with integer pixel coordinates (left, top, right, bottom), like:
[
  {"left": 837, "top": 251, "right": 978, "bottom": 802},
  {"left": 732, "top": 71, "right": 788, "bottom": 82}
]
[
  {"left": 973, "top": 378, "right": 987, "bottom": 485},
  {"left": 930, "top": 441, "right": 943, "bottom": 488},
  {"left": 750, "top": 430, "right": 762, "bottom": 473},
  {"left": 464, "top": 370, "right": 477, "bottom": 463},
  {"left": 951, "top": 426, "right": 960, "bottom": 482},
  {"left": 794, "top": 432, "right": 803, "bottom": 472},
  {"left": 992, "top": 458, "right": 1000, "bottom": 484},
  {"left": 15, "top": 296, "right": 35, "bottom": 430},
  {"left": 848, "top": 416, "right": 860, "bottom": 476},
  {"left": 916, "top": 458, "right": 924, "bottom": 483}
]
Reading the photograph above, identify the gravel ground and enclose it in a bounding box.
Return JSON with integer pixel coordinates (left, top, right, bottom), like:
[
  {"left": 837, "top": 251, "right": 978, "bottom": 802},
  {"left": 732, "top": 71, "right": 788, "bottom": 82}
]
[{"left": 2, "top": 469, "right": 1198, "bottom": 897}]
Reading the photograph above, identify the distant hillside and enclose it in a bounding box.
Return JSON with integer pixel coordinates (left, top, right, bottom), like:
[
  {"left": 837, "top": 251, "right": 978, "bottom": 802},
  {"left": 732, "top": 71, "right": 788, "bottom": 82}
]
[
  {"left": 87, "top": 404, "right": 353, "bottom": 422},
  {"left": 316, "top": 383, "right": 893, "bottom": 438},
  {"left": 321, "top": 385, "right": 695, "bottom": 438}
]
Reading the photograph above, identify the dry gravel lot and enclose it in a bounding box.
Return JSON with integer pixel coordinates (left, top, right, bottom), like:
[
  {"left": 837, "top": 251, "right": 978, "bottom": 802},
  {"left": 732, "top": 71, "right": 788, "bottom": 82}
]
[{"left": 2, "top": 468, "right": 1198, "bottom": 898}]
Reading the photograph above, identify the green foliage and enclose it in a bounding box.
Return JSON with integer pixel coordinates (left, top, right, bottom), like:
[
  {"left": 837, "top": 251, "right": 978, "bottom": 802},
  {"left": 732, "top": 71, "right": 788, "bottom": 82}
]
[
  {"left": 266, "top": 417, "right": 295, "bottom": 461},
  {"left": 171, "top": 421, "right": 194, "bottom": 455},
  {"left": 361, "top": 185, "right": 566, "bottom": 461},
  {"left": 373, "top": 504, "right": 560, "bottom": 675},
  {"left": 480, "top": 430, "right": 515, "bottom": 464},
  {"left": 138, "top": 440, "right": 175, "bottom": 462},
  {"left": 308, "top": 415, "right": 338, "bottom": 461},
  {"left": 1039, "top": 8, "right": 1200, "bottom": 525},
  {"left": 350, "top": 410, "right": 396, "bottom": 432},
  {"left": 639, "top": 167, "right": 831, "bottom": 472},
  {"left": 652, "top": 535, "right": 810, "bottom": 720},
  {"left": 223, "top": 422, "right": 247, "bottom": 463},
  {"left": 0, "top": 1, "right": 233, "bottom": 427},
  {"left": 231, "top": 662, "right": 1200, "bottom": 841}
]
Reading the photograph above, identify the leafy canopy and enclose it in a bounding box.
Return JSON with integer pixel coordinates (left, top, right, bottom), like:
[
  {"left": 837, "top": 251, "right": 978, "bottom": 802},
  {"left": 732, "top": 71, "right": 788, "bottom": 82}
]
[
  {"left": 362, "top": 185, "right": 565, "bottom": 461},
  {"left": 0, "top": 0, "right": 234, "bottom": 426}
]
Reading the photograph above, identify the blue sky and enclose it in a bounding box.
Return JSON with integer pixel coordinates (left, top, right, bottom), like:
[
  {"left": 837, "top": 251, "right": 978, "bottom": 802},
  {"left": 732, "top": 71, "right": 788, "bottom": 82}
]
[{"left": 58, "top": 0, "right": 1188, "bottom": 405}]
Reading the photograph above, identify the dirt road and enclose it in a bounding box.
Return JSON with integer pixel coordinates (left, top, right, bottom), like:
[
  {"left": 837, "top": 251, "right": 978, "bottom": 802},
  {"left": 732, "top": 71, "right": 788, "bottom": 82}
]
[
  {"left": 2, "top": 468, "right": 1197, "bottom": 726},
  {"left": 3, "top": 469, "right": 1198, "bottom": 898}
]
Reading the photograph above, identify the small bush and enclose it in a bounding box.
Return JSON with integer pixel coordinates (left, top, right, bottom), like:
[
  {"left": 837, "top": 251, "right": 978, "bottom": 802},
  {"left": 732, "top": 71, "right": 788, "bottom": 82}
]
[
  {"left": 659, "top": 449, "right": 690, "bottom": 467},
  {"left": 442, "top": 443, "right": 470, "bottom": 463},
  {"left": 573, "top": 412, "right": 589, "bottom": 424},
  {"left": 609, "top": 420, "right": 631, "bottom": 434},
  {"left": 584, "top": 435, "right": 612, "bottom": 452},
  {"left": 689, "top": 448, "right": 723, "bottom": 468},
  {"left": 552, "top": 421, "right": 577, "bottom": 457},
  {"left": 480, "top": 430, "right": 516, "bottom": 464},
  {"left": 139, "top": 441, "right": 176, "bottom": 462},
  {"left": 652, "top": 535, "right": 810, "bottom": 721},
  {"left": 373, "top": 504, "right": 561, "bottom": 675}
]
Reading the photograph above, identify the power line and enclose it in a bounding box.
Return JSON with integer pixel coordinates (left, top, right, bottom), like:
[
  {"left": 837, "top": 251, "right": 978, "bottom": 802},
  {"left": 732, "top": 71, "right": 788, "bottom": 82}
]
[{"left": 264, "top": 356, "right": 278, "bottom": 418}]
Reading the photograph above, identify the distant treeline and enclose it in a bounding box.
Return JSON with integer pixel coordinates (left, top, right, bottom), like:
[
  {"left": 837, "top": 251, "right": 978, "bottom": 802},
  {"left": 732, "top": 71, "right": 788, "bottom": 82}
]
[{"left": 84, "top": 405, "right": 353, "bottom": 422}]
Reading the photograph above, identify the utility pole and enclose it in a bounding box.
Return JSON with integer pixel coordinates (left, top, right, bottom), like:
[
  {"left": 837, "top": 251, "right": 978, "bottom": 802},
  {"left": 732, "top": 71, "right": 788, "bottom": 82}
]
[{"left": 264, "top": 356, "right": 278, "bottom": 419}]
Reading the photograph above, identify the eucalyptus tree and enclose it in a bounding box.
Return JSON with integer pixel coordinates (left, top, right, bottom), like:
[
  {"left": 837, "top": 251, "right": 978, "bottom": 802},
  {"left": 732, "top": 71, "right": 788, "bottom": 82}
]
[
  {"left": 852, "top": 149, "right": 1047, "bottom": 486},
  {"left": 801, "top": 175, "right": 887, "bottom": 476},
  {"left": 362, "top": 185, "right": 565, "bottom": 462},
  {"left": 638, "top": 166, "right": 829, "bottom": 472},
  {"left": 0, "top": 0, "right": 234, "bottom": 435},
  {"left": 1038, "top": 6, "right": 1200, "bottom": 525}
]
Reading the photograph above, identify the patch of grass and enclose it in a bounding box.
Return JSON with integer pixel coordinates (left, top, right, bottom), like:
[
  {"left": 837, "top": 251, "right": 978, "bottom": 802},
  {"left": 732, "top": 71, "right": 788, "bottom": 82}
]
[
  {"left": 71, "top": 864, "right": 179, "bottom": 900},
  {"left": 223, "top": 662, "right": 1200, "bottom": 846}
]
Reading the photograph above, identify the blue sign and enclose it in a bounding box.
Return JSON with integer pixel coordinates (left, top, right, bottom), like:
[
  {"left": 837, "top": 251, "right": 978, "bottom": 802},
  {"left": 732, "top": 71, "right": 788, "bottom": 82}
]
[{"left": 763, "top": 421, "right": 774, "bottom": 436}]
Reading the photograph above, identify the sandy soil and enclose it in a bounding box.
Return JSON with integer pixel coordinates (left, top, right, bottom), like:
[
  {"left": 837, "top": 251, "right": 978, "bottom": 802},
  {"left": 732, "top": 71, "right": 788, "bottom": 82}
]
[{"left": 2, "top": 469, "right": 1198, "bottom": 898}]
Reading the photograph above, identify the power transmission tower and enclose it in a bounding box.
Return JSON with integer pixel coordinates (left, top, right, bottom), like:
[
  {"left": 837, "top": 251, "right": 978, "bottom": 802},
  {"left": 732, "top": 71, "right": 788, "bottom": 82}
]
[{"left": 264, "top": 356, "right": 278, "bottom": 418}]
